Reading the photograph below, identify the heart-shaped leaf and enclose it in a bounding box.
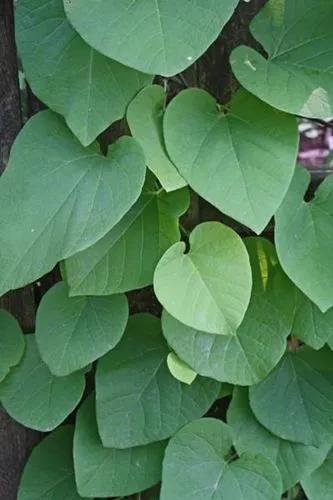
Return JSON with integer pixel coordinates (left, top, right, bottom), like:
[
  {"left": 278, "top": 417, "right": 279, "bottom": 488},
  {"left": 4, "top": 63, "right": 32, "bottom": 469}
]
[
  {"left": 249, "top": 347, "right": 333, "bottom": 447},
  {"left": 231, "top": 0, "right": 333, "bottom": 119},
  {"left": 64, "top": 0, "right": 240, "bottom": 76},
  {"left": 35, "top": 282, "right": 128, "bottom": 376},
  {"left": 18, "top": 425, "right": 85, "bottom": 500},
  {"left": 96, "top": 313, "right": 220, "bottom": 448},
  {"left": 302, "top": 448, "right": 333, "bottom": 500},
  {"left": 16, "top": 0, "right": 152, "bottom": 146},
  {"left": 275, "top": 167, "right": 333, "bottom": 312},
  {"left": 0, "top": 111, "right": 146, "bottom": 296},
  {"left": 164, "top": 88, "right": 298, "bottom": 233},
  {"left": 0, "top": 310, "right": 25, "bottom": 382},
  {"left": 154, "top": 222, "right": 252, "bottom": 335},
  {"left": 0, "top": 335, "right": 85, "bottom": 431},
  {"left": 160, "top": 418, "right": 282, "bottom": 500},
  {"left": 64, "top": 174, "right": 189, "bottom": 296},
  {"left": 228, "top": 387, "right": 329, "bottom": 491},
  {"left": 162, "top": 237, "right": 295, "bottom": 385},
  {"left": 74, "top": 394, "right": 167, "bottom": 498},
  {"left": 127, "top": 85, "right": 186, "bottom": 191}
]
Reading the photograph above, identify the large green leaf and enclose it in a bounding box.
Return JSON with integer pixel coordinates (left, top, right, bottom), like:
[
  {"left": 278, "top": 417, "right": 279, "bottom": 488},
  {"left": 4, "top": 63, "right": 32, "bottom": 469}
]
[
  {"left": 127, "top": 85, "right": 186, "bottom": 191},
  {"left": 0, "top": 111, "right": 146, "bottom": 296},
  {"left": 302, "top": 448, "right": 333, "bottom": 500},
  {"left": 18, "top": 425, "right": 84, "bottom": 500},
  {"left": 64, "top": 174, "right": 189, "bottom": 296},
  {"left": 0, "top": 335, "right": 85, "bottom": 431},
  {"left": 163, "top": 88, "right": 298, "bottom": 233},
  {"left": 74, "top": 394, "right": 166, "bottom": 498},
  {"left": 35, "top": 282, "right": 128, "bottom": 376},
  {"left": 249, "top": 347, "right": 333, "bottom": 447},
  {"left": 162, "top": 237, "right": 295, "bottom": 385},
  {"left": 275, "top": 167, "right": 333, "bottom": 312},
  {"left": 63, "top": 0, "right": 239, "bottom": 76},
  {"left": 16, "top": 0, "right": 151, "bottom": 146},
  {"left": 291, "top": 289, "right": 333, "bottom": 350},
  {"left": 96, "top": 313, "right": 220, "bottom": 448},
  {"left": 154, "top": 222, "right": 252, "bottom": 335},
  {"left": 228, "top": 387, "right": 329, "bottom": 491},
  {"left": 160, "top": 418, "right": 282, "bottom": 500},
  {"left": 231, "top": 0, "right": 333, "bottom": 120},
  {"left": 0, "top": 310, "right": 25, "bottom": 382}
]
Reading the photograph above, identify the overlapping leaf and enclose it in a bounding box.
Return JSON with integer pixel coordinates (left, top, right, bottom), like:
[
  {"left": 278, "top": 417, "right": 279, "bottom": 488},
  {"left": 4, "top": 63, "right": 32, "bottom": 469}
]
[
  {"left": 0, "top": 111, "right": 146, "bottom": 296},
  {"left": 164, "top": 88, "right": 298, "bottom": 233},
  {"left": 74, "top": 394, "right": 166, "bottom": 498},
  {"left": 231, "top": 0, "right": 333, "bottom": 119},
  {"left": 96, "top": 314, "right": 220, "bottom": 448},
  {"left": 16, "top": 0, "right": 152, "bottom": 146},
  {"left": 0, "top": 310, "right": 25, "bottom": 382},
  {"left": 154, "top": 222, "right": 252, "bottom": 335},
  {"left": 64, "top": 0, "right": 239, "bottom": 76},
  {"left": 35, "top": 282, "right": 128, "bottom": 376},
  {"left": 161, "top": 418, "right": 282, "bottom": 500},
  {"left": 0, "top": 335, "right": 85, "bottom": 431},
  {"left": 302, "top": 448, "right": 333, "bottom": 500},
  {"left": 167, "top": 352, "right": 197, "bottom": 385},
  {"left": 64, "top": 174, "right": 189, "bottom": 296},
  {"left": 276, "top": 167, "right": 333, "bottom": 312},
  {"left": 127, "top": 85, "right": 186, "bottom": 191}
]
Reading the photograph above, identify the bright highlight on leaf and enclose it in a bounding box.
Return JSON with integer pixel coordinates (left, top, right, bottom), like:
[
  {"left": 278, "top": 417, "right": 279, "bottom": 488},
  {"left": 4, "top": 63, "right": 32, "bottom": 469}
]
[
  {"left": 154, "top": 222, "right": 252, "bottom": 335},
  {"left": 64, "top": 0, "right": 240, "bottom": 76},
  {"left": 0, "top": 310, "right": 25, "bottom": 382},
  {"left": 167, "top": 352, "right": 197, "bottom": 385},
  {"left": 164, "top": 88, "right": 298, "bottom": 233}
]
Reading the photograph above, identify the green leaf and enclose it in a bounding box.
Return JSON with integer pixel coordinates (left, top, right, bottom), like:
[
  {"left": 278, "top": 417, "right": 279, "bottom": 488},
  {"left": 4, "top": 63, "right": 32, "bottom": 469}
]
[
  {"left": 35, "top": 282, "right": 128, "bottom": 376},
  {"left": 64, "top": 174, "right": 189, "bottom": 296},
  {"left": 18, "top": 425, "right": 84, "bottom": 500},
  {"left": 0, "top": 310, "right": 25, "bottom": 382},
  {"left": 291, "top": 289, "right": 333, "bottom": 350},
  {"left": 127, "top": 85, "right": 186, "bottom": 191},
  {"left": 160, "top": 418, "right": 282, "bottom": 500},
  {"left": 276, "top": 167, "right": 333, "bottom": 312},
  {"left": 231, "top": 0, "right": 333, "bottom": 120},
  {"left": 167, "top": 352, "right": 197, "bottom": 385},
  {"left": 0, "top": 335, "right": 85, "bottom": 431},
  {"left": 228, "top": 387, "right": 329, "bottom": 491},
  {"left": 162, "top": 237, "right": 295, "bottom": 384},
  {"left": 64, "top": 0, "right": 239, "bottom": 76},
  {"left": 154, "top": 222, "right": 252, "bottom": 335},
  {"left": 16, "top": 0, "right": 152, "bottom": 146},
  {"left": 249, "top": 347, "right": 333, "bottom": 447},
  {"left": 163, "top": 88, "right": 298, "bottom": 233},
  {"left": 96, "top": 313, "right": 220, "bottom": 448},
  {"left": 0, "top": 110, "right": 146, "bottom": 295},
  {"left": 302, "top": 448, "right": 333, "bottom": 500},
  {"left": 74, "top": 394, "right": 166, "bottom": 498}
]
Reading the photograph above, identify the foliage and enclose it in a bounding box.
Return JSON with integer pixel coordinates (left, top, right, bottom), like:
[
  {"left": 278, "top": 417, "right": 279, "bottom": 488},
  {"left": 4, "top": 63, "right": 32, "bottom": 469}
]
[{"left": 1, "top": 0, "right": 333, "bottom": 498}]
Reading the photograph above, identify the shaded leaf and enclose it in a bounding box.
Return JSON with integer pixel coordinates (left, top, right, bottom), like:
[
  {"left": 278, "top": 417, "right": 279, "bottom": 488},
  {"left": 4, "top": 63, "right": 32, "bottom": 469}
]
[
  {"left": 302, "top": 448, "right": 333, "bottom": 500},
  {"left": 0, "top": 310, "right": 25, "bottom": 382}
]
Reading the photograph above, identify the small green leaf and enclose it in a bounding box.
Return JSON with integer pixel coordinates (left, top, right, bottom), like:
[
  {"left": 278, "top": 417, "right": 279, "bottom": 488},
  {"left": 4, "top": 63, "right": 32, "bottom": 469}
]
[
  {"left": 302, "top": 448, "right": 333, "bottom": 500},
  {"left": 64, "top": 0, "right": 239, "bottom": 76},
  {"left": 154, "top": 222, "right": 252, "bottom": 335},
  {"left": 0, "top": 310, "right": 25, "bottom": 382},
  {"left": 249, "top": 347, "right": 333, "bottom": 447},
  {"left": 228, "top": 387, "right": 329, "bottom": 491},
  {"left": 167, "top": 352, "right": 197, "bottom": 385},
  {"left": 231, "top": 0, "right": 333, "bottom": 119},
  {"left": 96, "top": 313, "right": 220, "bottom": 448},
  {"left": 161, "top": 418, "right": 282, "bottom": 500},
  {"left": 276, "top": 167, "right": 333, "bottom": 312},
  {"left": 164, "top": 88, "right": 298, "bottom": 233},
  {"left": 18, "top": 425, "right": 84, "bottom": 500},
  {"left": 64, "top": 174, "right": 189, "bottom": 296},
  {"left": 16, "top": 0, "right": 152, "bottom": 146},
  {"left": 0, "top": 335, "right": 85, "bottom": 431},
  {"left": 0, "top": 111, "right": 146, "bottom": 295},
  {"left": 35, "top": 282, "right": 128, "bottom": 376},
  {"left": 74, "top": 394, "right": 167, "bottom": 498},
  {"left": 162, "top": 237, "right": 295, "bottom": 384}
]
